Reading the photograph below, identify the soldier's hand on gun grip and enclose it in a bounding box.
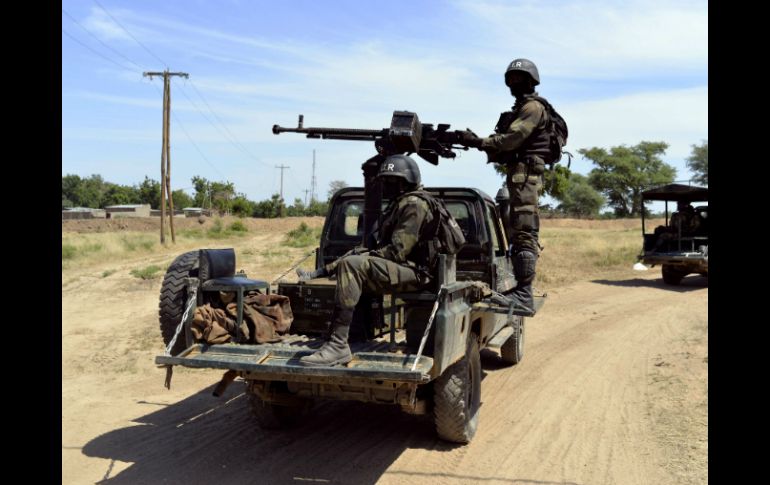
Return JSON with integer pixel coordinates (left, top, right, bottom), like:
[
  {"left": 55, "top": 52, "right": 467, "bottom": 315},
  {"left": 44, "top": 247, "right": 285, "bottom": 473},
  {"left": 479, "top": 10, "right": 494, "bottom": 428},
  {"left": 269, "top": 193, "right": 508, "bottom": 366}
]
[{"left": 459, "top": 129, "right": 483, "bottom": 148}]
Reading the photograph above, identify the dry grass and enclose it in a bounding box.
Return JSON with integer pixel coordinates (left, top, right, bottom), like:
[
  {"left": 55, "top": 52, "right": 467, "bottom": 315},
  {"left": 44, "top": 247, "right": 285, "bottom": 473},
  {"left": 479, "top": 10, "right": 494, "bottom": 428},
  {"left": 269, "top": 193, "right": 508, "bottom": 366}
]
[
  {"left": 62, "top": 217, "right": 649, "bottom": 290},
  {"left": 536, "top": 219, "right": 648, "bottom": 290}
]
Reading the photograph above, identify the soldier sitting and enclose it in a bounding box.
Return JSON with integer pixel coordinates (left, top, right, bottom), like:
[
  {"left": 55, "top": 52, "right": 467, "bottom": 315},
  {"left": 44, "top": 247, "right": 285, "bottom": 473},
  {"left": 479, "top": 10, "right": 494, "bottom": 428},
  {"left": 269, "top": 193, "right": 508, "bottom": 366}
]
[
  {"left": 296, "top": 155, "right": 443, "bottom": 367},
  {"left": 653, "top": 201, "right": 700, "bottom": 251}
]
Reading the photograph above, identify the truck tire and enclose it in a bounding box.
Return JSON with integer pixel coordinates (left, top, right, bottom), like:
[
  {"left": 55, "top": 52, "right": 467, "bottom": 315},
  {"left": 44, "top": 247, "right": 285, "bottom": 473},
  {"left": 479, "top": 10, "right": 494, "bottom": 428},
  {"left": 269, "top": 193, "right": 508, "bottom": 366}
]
[
  {"left": 158, "top": 251, "right": 199, "bottom": 356},
  {"left": 500, "top": 315, "right": 525, "bottom": 365},
  {"left": 662, "top": 264, "right": 685, "bottom": 286},
  {"left": 248, "top": 383, "right": 312, "bottom": 429},
  {"left": 433, "top": 333, "right": 481, "bottom": 443}
]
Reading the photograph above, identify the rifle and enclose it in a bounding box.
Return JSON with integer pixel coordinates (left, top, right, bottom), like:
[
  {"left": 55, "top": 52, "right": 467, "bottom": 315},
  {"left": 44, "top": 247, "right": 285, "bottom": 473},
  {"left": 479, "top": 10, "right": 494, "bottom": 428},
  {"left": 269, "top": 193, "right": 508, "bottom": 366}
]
[{"left": 273, "top": 111, "right": 470, "bottom": 165}]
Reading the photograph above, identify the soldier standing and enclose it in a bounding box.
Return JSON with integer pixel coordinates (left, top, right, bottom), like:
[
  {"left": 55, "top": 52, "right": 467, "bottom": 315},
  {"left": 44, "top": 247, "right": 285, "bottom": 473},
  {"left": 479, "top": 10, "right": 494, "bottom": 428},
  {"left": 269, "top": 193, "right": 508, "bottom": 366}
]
[
  {"left": 296, "top": 155, "right": 440, "bottom": 366},
  {"left": 460, "top": 58, "right": 561, "bottom": 312}
]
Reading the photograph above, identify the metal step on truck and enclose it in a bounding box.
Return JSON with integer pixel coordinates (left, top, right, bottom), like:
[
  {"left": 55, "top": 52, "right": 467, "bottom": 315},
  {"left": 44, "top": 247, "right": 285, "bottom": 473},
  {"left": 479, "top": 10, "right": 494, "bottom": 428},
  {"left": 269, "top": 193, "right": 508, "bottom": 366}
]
[{"left": 156, "top": 111, "right": 547, "bottom": 443}]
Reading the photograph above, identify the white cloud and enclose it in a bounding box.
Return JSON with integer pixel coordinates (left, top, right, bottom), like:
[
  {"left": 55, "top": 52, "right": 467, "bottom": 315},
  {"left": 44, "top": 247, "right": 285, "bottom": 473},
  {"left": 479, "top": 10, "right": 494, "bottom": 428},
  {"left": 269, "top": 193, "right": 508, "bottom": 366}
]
[
  {"left": 82, "top": 7, "right": 132, "bottom": 41},
  {"left": 452, "top": 0, "right": 707, "bottom": 78},
  {"left": 563, "top": 85, "right": 708, "bottom": 168}
]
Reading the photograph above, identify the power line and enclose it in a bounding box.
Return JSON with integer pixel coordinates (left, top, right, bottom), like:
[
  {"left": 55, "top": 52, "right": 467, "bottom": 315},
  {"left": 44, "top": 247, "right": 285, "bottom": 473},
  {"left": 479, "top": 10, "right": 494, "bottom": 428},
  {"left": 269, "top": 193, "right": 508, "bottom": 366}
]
[
  {"left": 92, "top": 0, "right": 168, "bottom": 67},
  {"left": 62, "top": 9, "right": 145, "bottom": 71},
  {"left": 175, "top": 81, "right": 270, "bottom": 168},
  {"left": 187, "top": 80, "right": 266, "bottom": 166},
  {"left": 147, "top": 81, "right": 226, "bottom": 180},
  {"left": 62, "top": 28, "right": 137, "bottom": 73}
]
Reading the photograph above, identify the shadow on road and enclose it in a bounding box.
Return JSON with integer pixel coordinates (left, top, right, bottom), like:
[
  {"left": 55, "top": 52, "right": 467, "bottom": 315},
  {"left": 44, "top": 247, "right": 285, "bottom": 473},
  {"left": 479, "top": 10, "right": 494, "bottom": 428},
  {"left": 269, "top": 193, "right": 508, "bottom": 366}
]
[
  {"left": 591, "top": 274, "right": 707, "bottom": 292},
  {"left": 84, "top": 381, "right": 440, "bottom": 484},
  {"left": 83, "top": 353, "right": 523, "bottom": 485}
]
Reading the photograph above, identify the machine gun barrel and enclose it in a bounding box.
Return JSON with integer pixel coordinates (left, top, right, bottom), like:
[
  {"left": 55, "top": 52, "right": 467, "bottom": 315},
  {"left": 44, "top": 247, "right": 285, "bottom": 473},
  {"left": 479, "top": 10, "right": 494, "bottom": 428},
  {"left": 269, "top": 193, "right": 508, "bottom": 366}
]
[
  {"left": 272, "top": 114, "right": 386, "bottom": 140},
  {"left": 272, "top": 111, "right": 468, "bottom": 165}
]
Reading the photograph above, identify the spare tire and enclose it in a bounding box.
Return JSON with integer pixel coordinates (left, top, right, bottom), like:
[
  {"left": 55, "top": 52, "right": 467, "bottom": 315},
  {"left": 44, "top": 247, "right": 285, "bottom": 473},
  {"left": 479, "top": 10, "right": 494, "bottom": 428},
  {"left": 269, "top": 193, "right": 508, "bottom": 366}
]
[{"left": 158, "top": 251, "right": 199, "bottom": 355}]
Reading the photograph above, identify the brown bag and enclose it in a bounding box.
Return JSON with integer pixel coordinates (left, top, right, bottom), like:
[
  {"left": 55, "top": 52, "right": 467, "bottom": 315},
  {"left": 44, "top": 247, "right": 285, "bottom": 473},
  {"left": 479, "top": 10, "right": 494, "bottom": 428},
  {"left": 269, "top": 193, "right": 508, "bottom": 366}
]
[
  {"left": 190, "top": 305, "right": 235, "bottom": 345},
  {"left": 191, "top": 291, "right": 294, "bottom": 345},
  {"left": 241, "top": 292, "right": 294, "bottom": 344}
]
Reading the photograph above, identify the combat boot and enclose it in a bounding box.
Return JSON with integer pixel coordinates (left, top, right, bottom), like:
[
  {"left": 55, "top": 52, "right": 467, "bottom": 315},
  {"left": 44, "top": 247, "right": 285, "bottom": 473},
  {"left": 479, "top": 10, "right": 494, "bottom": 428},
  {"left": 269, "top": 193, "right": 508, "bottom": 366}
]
[
  {"left": 297, "top": 267, "right": 328, "bottom": 281},
  {"left": 300, "top": 308, "right": 353, "bottom": 366},
  {"left": 508, "top": 283, "right": 534, "bottom": 315},
  {"left": 510, "top": 250, "right": 537, "bottom": 314}
]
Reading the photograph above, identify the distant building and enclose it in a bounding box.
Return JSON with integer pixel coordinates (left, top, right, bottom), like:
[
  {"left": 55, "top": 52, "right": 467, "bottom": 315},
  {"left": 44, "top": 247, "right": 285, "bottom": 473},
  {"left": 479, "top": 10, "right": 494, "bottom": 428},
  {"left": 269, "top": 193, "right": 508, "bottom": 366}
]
[
  {"left": 150, "top": 209, "right": 185, "bottom": 218},
  {"left": 182, "top": 207, "right": 213, "bottom": 217},
  {"left": 104, "top": 204, "right": 151, "bottom": 218},
  {"left": 62, "top": 207, "right": 107, "bottom": 220}
]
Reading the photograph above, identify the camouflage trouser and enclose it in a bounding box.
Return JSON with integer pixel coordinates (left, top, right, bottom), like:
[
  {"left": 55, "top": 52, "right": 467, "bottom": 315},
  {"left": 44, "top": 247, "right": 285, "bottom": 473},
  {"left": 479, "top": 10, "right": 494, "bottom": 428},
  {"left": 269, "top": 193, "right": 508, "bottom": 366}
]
[
  {"left": 334, "top": 254, "right": 423, "bottom": 310},
  {"left": 505, "top": 157, "right": 544, "bottom": 255}
]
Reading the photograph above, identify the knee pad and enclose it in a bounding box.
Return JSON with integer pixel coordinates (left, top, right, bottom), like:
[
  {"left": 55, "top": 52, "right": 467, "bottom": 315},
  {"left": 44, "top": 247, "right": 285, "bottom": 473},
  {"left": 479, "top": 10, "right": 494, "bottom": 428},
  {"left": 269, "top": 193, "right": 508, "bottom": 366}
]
[{"left": 514, "top": 250, "right": 537, "bottom": 284}]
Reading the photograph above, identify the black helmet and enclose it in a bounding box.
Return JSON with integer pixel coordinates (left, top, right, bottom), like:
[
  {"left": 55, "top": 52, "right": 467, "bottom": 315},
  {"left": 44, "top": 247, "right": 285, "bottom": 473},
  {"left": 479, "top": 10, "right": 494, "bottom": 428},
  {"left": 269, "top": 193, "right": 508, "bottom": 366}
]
[
  {"left": 505, "top": 58, "right": 540, "bottom": 86},
  {"left": 377, "top": 154, "right": 421, "bottom": 187}
]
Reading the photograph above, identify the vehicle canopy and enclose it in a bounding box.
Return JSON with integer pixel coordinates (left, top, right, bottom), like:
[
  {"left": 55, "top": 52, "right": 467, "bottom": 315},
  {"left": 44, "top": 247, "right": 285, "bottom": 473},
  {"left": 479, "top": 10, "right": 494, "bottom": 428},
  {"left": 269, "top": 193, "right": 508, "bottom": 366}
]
[
  {"left": 641, "top": 183, "right": 708, "bottom": 232},
  {"left": 641, "top": 183, "right": 708, "bottom": 203}
]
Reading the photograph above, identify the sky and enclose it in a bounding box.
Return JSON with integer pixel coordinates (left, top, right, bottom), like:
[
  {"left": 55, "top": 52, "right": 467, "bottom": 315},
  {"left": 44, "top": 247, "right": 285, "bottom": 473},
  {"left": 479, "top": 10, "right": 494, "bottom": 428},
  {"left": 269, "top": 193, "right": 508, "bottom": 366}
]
[{"left": 62, "top": 0, "right": 708, "bottom": 208}]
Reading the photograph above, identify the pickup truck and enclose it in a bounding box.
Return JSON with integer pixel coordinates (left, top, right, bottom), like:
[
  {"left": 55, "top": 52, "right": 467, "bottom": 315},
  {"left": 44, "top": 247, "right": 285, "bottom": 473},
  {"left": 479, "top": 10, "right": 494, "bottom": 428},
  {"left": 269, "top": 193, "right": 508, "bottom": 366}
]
[
  {"left": 156, "top": 186, "right": 544, "bottom": 443},
  {"left": 638, "top": 183, "right": 708, "bottom": 285}
]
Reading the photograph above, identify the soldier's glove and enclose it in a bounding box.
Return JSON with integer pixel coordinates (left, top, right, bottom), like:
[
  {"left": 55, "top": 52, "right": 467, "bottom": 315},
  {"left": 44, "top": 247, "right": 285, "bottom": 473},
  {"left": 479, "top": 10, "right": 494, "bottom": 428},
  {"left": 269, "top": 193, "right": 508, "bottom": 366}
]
[
  {"left": 297, "top": 267, "right": 328, "bottom": 281},
  {"left": 459, "top": 129, "right": 483, "bottom": 148}
]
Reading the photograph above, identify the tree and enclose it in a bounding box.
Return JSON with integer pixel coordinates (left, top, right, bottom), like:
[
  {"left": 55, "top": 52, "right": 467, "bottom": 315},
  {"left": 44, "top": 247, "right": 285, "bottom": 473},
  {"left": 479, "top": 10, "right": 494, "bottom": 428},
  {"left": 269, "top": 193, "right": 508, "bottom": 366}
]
[
  {"left": 687, "top": 140, "right": 708, "bottom": 186},
  {"left": 171, "top": 189, "right": 194, "bottom": 210},
  {"left": 252, "top": 194, "right": 284, "bottom": 218},
  {"left": 327, "top": 180, "right": 348, "bottom": 200},
  {"left": 62, "top": 174, "right": 82, "bottom": 208},
  {"left": 286, "top": 198, "right": 306, "bottom": 217},
  {"left": 103, "top": 183, "right": 140, "bottom": 206},
  {"left": 231, "top": 194, "right": 255, "bottom": 217},
  {"left": 191, "top": 176, "right": 235, "bottom": 213},
  {"left": 555, "top": 173, "right": 605, "bottom": 218},
  {"left": 192, "top": 176, "right": 211, "bottom": 207},
  {"left": 581, "top": 141, "right": 676, "bottom": 217},
  {"left": 137, "top": 176, "right": 161, "bottom": 209}
]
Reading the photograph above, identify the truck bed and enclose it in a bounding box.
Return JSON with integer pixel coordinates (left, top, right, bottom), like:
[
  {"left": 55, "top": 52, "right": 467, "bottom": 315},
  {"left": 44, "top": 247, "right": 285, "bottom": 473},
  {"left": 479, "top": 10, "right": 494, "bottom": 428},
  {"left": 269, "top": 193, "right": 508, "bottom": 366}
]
[{"left": 156, "top": 333, "right": 434, "bottom": 383}]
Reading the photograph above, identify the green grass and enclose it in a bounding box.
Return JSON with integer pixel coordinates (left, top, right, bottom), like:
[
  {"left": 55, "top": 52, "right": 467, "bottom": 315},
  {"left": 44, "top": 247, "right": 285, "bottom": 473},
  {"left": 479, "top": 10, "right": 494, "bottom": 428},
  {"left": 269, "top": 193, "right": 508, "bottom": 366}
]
[
  {"left": 61, "top": 242, "right": 104, "bottom": 260},
  {"left": 228, "top": 220, "right": 248, "bottom": 232},
  {"left": 285, "top": 222, "right": 322, "bottom": 247},
  {"left": 130, "top": 265, "right": 162, "bottom": 280},
  {"left": 204, "top": 218, "right": 249, "bottom": 239},
  {"left": 101, "top": 269, "right": 116, "bottom": 278}
]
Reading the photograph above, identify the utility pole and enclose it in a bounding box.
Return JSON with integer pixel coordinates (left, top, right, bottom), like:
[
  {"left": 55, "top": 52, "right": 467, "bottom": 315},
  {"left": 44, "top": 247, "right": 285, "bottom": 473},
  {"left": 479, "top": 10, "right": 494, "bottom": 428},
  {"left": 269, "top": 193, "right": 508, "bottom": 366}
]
[
  {"left": 275, "top": 164, "right": 290, "bottom": 217},
  {"left": 303, "top": 189, "right": 310, "bottom": 206},
  {"left": 311, "top": 149, "right": 317, "bottom": 202},
  {"left": 144, "top": 69, "right": 189, "bottom": 243}
]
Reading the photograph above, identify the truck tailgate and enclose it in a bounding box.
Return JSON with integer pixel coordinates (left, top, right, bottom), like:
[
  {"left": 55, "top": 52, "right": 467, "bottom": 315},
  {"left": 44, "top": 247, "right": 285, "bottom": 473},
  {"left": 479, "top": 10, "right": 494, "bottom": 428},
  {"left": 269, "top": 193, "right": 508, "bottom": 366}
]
[{"left": 156, "top": 335, "right": 433, "bottom": 383}]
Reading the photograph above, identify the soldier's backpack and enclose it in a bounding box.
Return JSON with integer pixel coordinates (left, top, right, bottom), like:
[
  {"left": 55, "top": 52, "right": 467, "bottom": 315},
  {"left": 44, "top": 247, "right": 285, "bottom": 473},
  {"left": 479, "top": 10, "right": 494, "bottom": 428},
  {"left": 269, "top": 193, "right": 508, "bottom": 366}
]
[
  {"left": 407, "top": 190, "right": 467, "bottom": 261},
  {"left": 528, "top": 95, "right": 569, "bottom": 165},
  {"left": 494, "top": 95, "right": 569, "bottom": 166}
]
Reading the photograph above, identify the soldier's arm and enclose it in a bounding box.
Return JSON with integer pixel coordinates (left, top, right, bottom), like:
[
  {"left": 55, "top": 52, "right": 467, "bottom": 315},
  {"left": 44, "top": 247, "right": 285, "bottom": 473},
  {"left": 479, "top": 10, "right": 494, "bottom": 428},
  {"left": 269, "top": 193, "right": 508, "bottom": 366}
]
[
  {"left": 375, "top": 198, "right": 430, "bottom": 263},
  {"left": 481, "top": 101, "right": 545, "bottom": 153}
]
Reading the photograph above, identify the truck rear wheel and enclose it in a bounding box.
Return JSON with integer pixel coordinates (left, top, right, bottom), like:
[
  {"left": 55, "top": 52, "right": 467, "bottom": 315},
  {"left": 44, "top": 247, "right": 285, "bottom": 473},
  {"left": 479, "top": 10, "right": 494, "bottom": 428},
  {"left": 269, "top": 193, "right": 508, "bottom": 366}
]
[
  {"left": 662, "top": 264, "right": 685, "bottom": 285},
  {"left": 158, "top": 251, "right": 199, "bottom": 356},
  {"left": 500, "top": 316, "right": 525, "bottom": 365},
  {"left": 248, "top": 383, "right": 312, "bottom": 429},
  {"left": 433, "top": 333, "right": 481, "bottom": 443}
]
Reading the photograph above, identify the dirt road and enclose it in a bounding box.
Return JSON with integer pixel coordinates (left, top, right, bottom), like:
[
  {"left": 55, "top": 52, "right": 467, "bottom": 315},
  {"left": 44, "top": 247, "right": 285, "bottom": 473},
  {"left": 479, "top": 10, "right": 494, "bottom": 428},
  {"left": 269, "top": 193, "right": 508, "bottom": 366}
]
[{"left": 62, "top": 258, "right": 707, "bottom": 484}]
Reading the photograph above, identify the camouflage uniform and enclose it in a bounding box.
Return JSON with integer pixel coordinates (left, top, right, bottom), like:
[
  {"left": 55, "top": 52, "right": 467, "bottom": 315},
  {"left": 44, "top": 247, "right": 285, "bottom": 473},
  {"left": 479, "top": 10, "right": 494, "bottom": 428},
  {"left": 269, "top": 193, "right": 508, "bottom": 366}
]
[
  {"left": 481, "top": 96, "right": 548, "bottom": 254},
  {"left": 326, "top": 192, "right": 434, "bottom": 310}
]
